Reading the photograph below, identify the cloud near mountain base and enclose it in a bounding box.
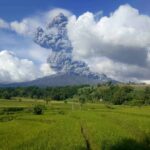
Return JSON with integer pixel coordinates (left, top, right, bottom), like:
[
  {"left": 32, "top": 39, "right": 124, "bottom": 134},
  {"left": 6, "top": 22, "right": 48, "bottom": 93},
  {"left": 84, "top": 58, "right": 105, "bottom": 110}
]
[{"left": 0, "top": 50, "right": 54, "bottom": 83}]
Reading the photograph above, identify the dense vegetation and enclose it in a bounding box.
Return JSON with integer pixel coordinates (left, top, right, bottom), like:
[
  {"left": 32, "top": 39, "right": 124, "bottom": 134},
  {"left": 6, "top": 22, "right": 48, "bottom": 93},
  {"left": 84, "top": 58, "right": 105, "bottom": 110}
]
[
  {"left": 0, "top": 85, "right": 86, "bottom": 100},
  {"left": 76, "top": 84, "right": 150, "bottom": 105},
  {"left": 0, "top": 84, "right": 149, "bottom": 105}
]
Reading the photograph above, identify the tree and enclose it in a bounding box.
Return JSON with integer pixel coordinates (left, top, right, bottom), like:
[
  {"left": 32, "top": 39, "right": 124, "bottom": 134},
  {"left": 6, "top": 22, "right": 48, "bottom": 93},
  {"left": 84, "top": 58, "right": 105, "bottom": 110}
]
[
  {"left": 33, "top": 105, "right": 45, "bottom": 115},
  {"left": 112, "top": 86, "right": 133, "bottom": 105},
  {"left": 2, "top": 91, "right": 11, "bottom": 100},
  {"left": 143, "top": 87, "right": 150, "bottom": 104},
  {"left": 79, "top": 95, "right": 86, "bottom": 109},
  {"left": 112, "top": 89, "right": 126, "bottom": 105}
]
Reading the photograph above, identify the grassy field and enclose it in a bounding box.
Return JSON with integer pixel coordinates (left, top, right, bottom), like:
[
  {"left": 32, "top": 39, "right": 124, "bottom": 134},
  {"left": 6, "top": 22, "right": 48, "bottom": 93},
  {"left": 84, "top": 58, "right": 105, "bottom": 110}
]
[{"left": 0, "top": 100, "right": 150, "bottom": 150}]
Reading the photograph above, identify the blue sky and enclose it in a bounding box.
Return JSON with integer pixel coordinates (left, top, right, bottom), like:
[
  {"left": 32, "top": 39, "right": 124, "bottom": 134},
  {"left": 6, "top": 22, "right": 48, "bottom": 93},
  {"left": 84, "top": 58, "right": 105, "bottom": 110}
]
[
  {"left": 0, "top": 0, "right": 150, "bottom": 83},
  {"left": 0, "top": 0, "right": 150, "bottom": 21}
]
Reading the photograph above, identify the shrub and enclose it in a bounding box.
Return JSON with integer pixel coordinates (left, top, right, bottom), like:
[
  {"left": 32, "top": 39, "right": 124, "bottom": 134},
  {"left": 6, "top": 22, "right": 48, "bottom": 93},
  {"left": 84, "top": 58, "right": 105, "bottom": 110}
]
[
  {"left": 58, "top": 110, "right": 65, "bottom": 115},
  {"left": 18, "top": 98, "right": 22, "bottom": 102},
  {"left": 127, "top": 100, "right": 144, "bottom": 106},
  {"left": 0, "top": 109, "right": 4, "bottom": 115},
  {"left": 64, "top": 100, "right": 68, "bottom": 104},
  {"left": 3, "top": 107, "right": 24, "bottom": 114},
  {"left": 33, "top": 105, "right": 45, "bottom": 115},
  {"left": 0, "top": 115, "right": 14, "bottom": 122},
  {"left": 105, "top": 104, "right": 114, "bottom": 109}
]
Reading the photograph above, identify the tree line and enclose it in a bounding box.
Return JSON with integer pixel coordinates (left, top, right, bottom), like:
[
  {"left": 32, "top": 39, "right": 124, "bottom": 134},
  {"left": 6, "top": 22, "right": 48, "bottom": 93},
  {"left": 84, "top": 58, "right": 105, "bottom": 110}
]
[
  {"left": 0, "top": 84, "right": 149, "bottom": 105},
  {"left": 0, "top": 85, "right": 87, "bottom": 100},
  {"left": 76, "top": 85, "right": 150, "bottom": 105}
]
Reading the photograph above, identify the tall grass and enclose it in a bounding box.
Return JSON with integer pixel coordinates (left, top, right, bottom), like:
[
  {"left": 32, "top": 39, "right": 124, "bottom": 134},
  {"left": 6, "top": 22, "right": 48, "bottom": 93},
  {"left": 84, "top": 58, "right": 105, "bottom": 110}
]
[{"left": 0, "top": 100, "right": 149, "bottom": 150}]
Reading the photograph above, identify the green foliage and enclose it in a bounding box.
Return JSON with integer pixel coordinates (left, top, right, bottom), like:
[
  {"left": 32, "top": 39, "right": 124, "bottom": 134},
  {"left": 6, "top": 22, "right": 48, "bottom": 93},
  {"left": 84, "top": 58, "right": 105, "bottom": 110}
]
[
  {"left": 79, "top": 95, "right": 86, "bottom": 106},
  {"left": 0, "top": 85, "right": 88, "bottom": 101},
  {"left": 0, "top": 101, "right": 149, "bottom": 150},
  {"left": 3, "top": 107, "right": 24, "bottom": 112},
  {"left": 64, "top": 100, "right": 68, "bottom": 104},
  {"left": 0, "top": 115, "right": 14, "bottom": 122},
  {"left": 112, "top": 86, "right": 133, "bottom": 105},
  {"left": 0, "top": 84, "right": 149, "bottom": 106},
  {"left": 143, "top": 87, "right": 150, "bottom": 104},
  {"left": 127, "top": 99, "right": 144, "bottom": 106},
  {"left": 33, "top": 105, "right": 45, "bottom": 115},
  {"left": 0, "top": 91, "right": 11, "bottom": 99},
  {"left": 2, "top": 107, "right": 24, "bottom": 114},
  {"left": 75, "top": 85, "right": 135, "bottom": 105}
]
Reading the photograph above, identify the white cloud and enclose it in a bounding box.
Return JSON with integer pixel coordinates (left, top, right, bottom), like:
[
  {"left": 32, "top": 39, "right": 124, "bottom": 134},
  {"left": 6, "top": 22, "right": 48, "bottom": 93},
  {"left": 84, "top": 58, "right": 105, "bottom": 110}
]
[
  {"left": 0, "top": 50, "right": 54, "bottom": 83},
  {"left": 27, "top": 44, "right": 51, "bottom": 63},
  {"left": 141, "top": 80, "right": 150, "bottom": 84},
  {"left": 10, "top": 17, "right": 42, "bottom": 36},
  {"left": 67, "top": 4, "right": 150, "bottom": 81},
  {"left": 40, "top": 63, "right": 55, "bottom": 76},
  {"left": 88, "top": 57, "right": 150, "bottom": 82},
  {"left": 0, "top": 18, "right": 9, "bottom": 29},
  {"left": 10, "top": 8, "right": 72, "bottom": 36},
  {"left": 68, "top": 4, "right": 150, "bottom": 59},
  {"left": 45, "top": 8, "right": 72, "bottom": 22}
]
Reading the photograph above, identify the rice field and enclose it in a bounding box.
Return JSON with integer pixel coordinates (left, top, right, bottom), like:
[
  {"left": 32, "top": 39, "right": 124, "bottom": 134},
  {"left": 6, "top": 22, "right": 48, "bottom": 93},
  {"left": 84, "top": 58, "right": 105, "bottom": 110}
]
[{"left": 0, "top": 100, "right": 150, "bottom": 150}]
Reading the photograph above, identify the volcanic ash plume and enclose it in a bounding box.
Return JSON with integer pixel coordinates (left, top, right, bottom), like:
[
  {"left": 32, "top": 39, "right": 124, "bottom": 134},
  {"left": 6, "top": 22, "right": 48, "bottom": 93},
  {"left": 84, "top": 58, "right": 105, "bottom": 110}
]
[{"left": 34, "top": 13, "right": 108, "bottom": 80}]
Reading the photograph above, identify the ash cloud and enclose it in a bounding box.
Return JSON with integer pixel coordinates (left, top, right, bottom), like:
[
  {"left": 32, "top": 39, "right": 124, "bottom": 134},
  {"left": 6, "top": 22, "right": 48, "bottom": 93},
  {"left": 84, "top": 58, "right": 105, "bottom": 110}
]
[
  {"left": 34, "top": 13, "right": 72, "bottom": 52},
  {"left": 34, "top": 13, "right": 106, "bottom": 79}
]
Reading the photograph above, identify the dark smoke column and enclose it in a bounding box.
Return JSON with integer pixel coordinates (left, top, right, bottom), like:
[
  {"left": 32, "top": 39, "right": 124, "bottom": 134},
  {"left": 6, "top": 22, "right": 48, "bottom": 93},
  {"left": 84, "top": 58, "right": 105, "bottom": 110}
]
[{"left": 34, "top": 13, "right": 109, "bottom": 81}]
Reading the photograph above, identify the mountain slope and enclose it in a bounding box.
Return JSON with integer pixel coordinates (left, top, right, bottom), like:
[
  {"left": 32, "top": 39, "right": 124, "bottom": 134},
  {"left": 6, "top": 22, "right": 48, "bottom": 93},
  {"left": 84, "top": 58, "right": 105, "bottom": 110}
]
[{"left": 1, "top": 72, "right": 116, "bottom": 87}]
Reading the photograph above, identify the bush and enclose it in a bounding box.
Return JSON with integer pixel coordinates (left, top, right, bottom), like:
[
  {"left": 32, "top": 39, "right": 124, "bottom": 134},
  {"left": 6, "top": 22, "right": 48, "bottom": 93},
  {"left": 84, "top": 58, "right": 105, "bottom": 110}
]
[
  {"left": 18, "top": 98, "right": 22, "bottom": 102},
  {"left": 127, "top": 100, "right": 144, "bottom": 106},
  {"left": 105, "top": 104, "right": 114, "bottom": 109},
  {"left": 2, "top": 107, "right": 24, "bottom": 114},
  {"left": 0, "top": 115, "right": 14, "bottom": 122},
  {"left": 64, "top": 100, "right": 68, "bottom": 104},
  {"left": 33, "top": 105, "right": 45, "bottom": 115},
  {"left": 0, "top": 109, "right": 4, "bottom": 115}
]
